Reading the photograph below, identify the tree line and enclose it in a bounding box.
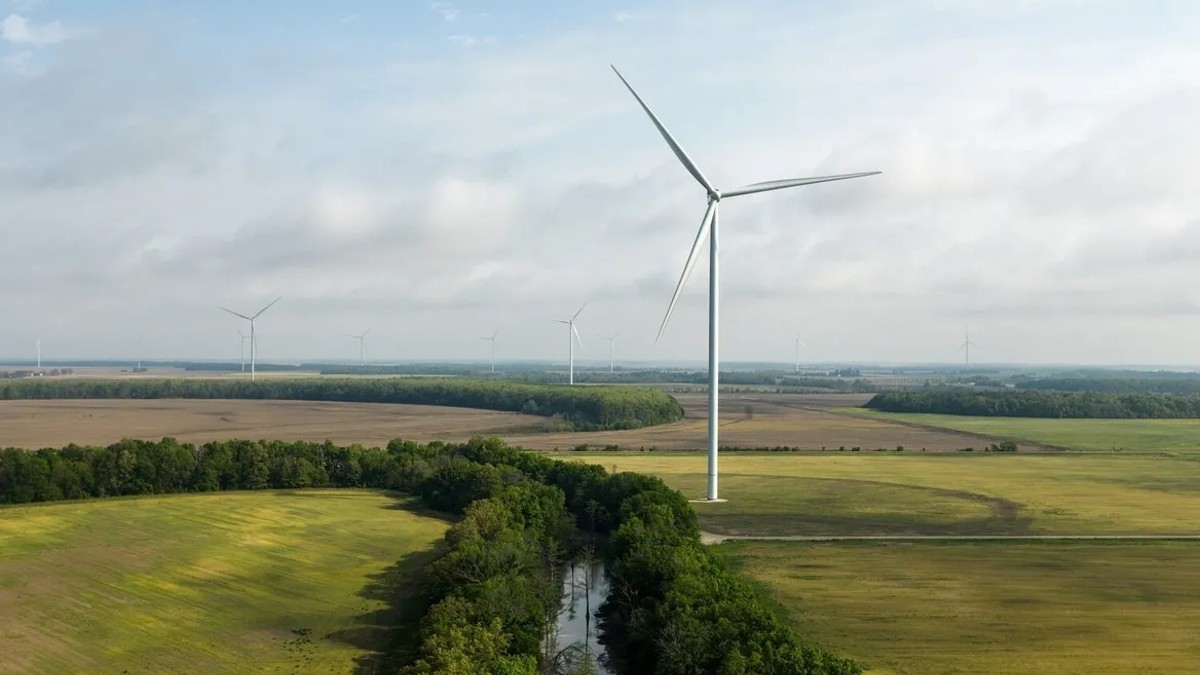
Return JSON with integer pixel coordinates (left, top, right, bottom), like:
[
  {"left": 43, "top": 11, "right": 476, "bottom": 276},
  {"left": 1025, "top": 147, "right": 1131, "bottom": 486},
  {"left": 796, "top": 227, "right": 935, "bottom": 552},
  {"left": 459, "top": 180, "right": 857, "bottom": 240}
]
[
  {"left": 0, "top": 436, "right": 859, "bottom": 674},
  {"left": 1018, "top": 376, "right": 1200, "bottom": 396},
  {"left": 865, "top": 389, "right": 1200, "bottom": 418},
  {"left": 0, "top": 378, "right": 684, "bottom": 432}
]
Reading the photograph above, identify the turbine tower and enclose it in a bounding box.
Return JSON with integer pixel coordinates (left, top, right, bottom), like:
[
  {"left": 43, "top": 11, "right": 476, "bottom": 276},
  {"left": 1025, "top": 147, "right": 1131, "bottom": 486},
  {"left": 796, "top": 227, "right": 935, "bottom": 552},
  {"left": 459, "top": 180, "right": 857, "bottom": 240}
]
[
  {"left": 348, "top": 327, "right": 372, "bottom": 366},
  {"left": 35, "top": 339, "right": 41, "bottom": 370},
  {"left": 602, "top": 332, "right": 620, "bottom": 374},
  {"left": 794, "top": 333, "right": 808, "bottom": 374},
  {"left": 613, "top": 66, "right": 879, "bottom": 501},
  {"left": 482, "top": 329, "right": 499, "bottom": 374},
  {"left": 220, "top": 297, "right": 281, "bottom": 381},
  {"left": 555, "top": 303, "right": 586, "bottom": 385},
  {"left": 960, "top": 327, "right": 978, "bottom": 367}
]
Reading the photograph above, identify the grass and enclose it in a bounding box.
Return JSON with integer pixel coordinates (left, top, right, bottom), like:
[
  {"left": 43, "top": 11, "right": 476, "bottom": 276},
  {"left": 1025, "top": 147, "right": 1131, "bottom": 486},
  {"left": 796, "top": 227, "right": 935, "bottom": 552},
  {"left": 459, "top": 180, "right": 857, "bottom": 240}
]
[
  {"left": 843, "top": 408, "right": 1200, "bottom": 453},
  {"left": 721, "top": 540, "right": 1200, "bottom": 675},
  {"left": 0, "top": 490, "right": 448, "bottom": 674},
  {"left": 562, "top": 453, "right": 1200, "bottom": 536}
]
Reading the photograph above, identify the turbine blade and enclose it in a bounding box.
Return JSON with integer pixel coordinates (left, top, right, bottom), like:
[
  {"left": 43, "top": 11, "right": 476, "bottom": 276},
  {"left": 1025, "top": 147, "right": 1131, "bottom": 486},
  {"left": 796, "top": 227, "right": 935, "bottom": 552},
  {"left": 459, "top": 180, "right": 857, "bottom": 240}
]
[
  {"left": 721, "top": 171, "right": 881, "bottom": 198},
  {"left": 252, "top": 296, "right": 282, "bottom": 320},
  {"left": 220, "top": 307, "right": 251, "bottom": 321},
  {"left": 797, "top": 340, "right": 808, "bottom": 349},
  {"left": 572, "top": 323, "right": 583, "bottom": 348},
  {"left": 492, "top": 329, "right": 499, "bottom": 339},
  {"left": 572, "top": 302, "right": 588, "bottom": 321},
  {"left": 554, "top": 320, "right": 570, "bottom": 324},
  {"left": 656, "top": 200, "right": 715, "bottom": 342},
  {"left": 363, "top": 327, "right": 372, "bottom": 338},
  {"left": 611, "top": 65, "right": 716, "bottom": 196}
]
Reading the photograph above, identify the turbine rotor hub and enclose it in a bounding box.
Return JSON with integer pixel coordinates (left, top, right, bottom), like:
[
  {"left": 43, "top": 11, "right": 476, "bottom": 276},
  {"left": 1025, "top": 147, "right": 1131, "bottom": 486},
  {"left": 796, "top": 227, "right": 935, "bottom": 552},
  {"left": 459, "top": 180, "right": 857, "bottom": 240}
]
[{"left": 708, "top": 189, "right": 721, "bottom": 202}]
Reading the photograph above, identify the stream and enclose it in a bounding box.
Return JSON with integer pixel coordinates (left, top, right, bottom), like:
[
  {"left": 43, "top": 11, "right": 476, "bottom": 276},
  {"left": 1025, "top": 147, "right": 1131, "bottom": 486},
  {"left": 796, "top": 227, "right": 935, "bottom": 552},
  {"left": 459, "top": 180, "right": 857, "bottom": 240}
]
[{"left": 553, "top": 557, "right": 614, "bottom": 674}]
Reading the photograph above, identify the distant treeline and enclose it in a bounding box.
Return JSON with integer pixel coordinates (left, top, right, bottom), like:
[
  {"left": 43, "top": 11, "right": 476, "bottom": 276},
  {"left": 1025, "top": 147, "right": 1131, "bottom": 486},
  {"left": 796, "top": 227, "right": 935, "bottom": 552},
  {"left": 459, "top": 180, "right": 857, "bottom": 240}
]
[
  {"left": 316, "top": 364, "right": 876, "bottom": 390},
  {"left": 0, "top": 368, "right": 73, "bottom": 379},
  {"left": 0, "top": 436, "right": 860, "bottom": 674},
  {"left": 1018, "top": 375, "right": 1200, "bottom": 396},
  {"left": 865, "top": 389, "right": 1200, "bottom": 419},
  {"left": 0, "top": 379, "right": 683, "bottom": 431}
]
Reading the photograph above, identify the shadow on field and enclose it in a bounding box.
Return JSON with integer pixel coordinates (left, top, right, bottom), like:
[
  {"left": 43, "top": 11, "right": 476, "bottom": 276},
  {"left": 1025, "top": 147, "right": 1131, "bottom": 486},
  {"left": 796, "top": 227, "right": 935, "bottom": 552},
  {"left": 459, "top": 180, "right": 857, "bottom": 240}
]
[{"left": 329, "top": 498, "right": 450, "bottom": 674}]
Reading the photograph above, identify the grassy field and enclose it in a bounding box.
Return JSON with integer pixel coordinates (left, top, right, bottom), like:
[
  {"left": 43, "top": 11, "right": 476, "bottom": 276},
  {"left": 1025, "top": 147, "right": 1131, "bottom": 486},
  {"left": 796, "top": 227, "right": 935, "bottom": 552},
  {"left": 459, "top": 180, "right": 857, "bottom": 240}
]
[
  {"left": 0, "top": 490, "right": 447, "bottom": 674},
  {"left": 723, "top": 540, "right": 1200, "bottom": 675},
  {"left": 562, "top": 453, "right": 1200, "bottom": 536},
  {"left": 845, "top": 408, "right": 1200, "bottom": 453}
]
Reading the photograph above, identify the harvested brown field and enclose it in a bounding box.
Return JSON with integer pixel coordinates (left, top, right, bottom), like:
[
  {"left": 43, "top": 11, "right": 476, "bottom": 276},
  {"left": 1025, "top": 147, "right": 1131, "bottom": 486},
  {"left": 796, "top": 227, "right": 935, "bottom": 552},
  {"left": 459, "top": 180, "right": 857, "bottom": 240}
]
[
  {"left": 0, "top": 399, "right": 547, "bottom": 449},
  {"left": 0, "top": 392, "right": 1041, "bottom": 452},
  {"left": 508, "top": 392, "right": 1051, "bottom": 451}
]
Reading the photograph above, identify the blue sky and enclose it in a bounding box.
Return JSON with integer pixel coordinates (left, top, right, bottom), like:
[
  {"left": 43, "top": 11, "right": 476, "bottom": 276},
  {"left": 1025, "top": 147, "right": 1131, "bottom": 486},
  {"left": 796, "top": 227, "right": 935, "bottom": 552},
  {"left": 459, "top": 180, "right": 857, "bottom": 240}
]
[{"left": 2, "top": 1, "right": 1200, "bottom": 365}]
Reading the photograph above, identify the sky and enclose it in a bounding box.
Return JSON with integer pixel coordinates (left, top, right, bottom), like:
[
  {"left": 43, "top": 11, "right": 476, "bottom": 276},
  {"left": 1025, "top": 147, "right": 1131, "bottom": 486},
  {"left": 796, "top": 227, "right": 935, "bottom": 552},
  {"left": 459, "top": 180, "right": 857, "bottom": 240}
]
[{"left": 2, "top": 0, "right": 1199, "bottom": 366}]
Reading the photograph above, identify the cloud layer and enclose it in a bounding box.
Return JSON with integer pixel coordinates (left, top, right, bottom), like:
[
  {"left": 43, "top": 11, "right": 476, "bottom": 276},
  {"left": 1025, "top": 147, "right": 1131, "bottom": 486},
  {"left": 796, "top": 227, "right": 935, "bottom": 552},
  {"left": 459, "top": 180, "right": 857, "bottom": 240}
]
[{"left": 1, "top": 1, "right": 1199, "bottom": 365}]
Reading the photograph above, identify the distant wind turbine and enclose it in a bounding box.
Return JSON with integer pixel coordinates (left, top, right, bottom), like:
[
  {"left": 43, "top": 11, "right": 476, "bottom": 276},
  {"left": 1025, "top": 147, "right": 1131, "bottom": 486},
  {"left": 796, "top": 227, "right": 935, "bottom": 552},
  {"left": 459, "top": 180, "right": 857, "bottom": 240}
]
[
  {"left": 35, "top": 339, "right": 41, "bottom": 370},
  {"left": 601, "top": 332, "right": 620, "bottom": 374},
  {"left": 220, "top": 297, "right": 281, "bottom": 381},
  {"left": 237, "top": 329, "right": 251, "bottom": 372},
  {"left": 555, "top": 303, "right": 586, "bottom": 385},
  {"left": 348, "top": 327, "right": 372, "bottom": 366},
  {"left": 794, "top": 333, "right": 808, "bottom": 374},
  {"left": 482, "top": 329, "right": 499, "bottom": 374},
  {"left": 612, "top": 65, "right": 880, "bottom": 501},
  {"left": 960, "top": 327, "right": 979, "bottom": 367}
]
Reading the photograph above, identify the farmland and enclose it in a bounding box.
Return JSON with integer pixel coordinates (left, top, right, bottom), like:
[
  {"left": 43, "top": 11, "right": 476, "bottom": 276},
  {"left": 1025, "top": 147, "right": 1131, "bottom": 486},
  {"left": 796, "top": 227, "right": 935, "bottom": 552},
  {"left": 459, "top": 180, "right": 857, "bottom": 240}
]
[
  {"left": 0, "top": 399, "right": 547, "bottom": 449},
  {"left": 0, "top": 392, "right": 1034, "bottom": 452},
  {"left": 847, "top": 408, "right": 1200, "bottom": 453},
  {"left": 0, "top": 490, "right": 447, "bottom": 673},
  {"left": 723, "top": 541, "right": 1200, "bottom": 675}
]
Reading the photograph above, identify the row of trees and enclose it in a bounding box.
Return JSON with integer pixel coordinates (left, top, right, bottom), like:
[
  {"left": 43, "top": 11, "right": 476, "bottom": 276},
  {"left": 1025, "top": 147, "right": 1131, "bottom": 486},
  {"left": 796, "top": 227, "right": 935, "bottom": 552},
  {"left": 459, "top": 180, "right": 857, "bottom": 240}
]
[
  {"left": 865, "top": 389, "right": 1200, "bottom": 418},
  {"left": 0, "top": 378, "right": 684, "bottom": 431},
  {"left": 0, "top": 436, "right": 860, "bottom": 673},
  {"left": 1019, "top": 375, "right": 1200, "bottom": 396}
]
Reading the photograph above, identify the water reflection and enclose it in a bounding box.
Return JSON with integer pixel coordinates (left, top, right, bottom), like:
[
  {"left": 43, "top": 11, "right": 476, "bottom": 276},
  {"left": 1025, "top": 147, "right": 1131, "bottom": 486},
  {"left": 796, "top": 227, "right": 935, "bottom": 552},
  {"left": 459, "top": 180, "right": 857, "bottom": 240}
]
[{"left": 553, "top": 557, "right": 614, "bottom": 674}]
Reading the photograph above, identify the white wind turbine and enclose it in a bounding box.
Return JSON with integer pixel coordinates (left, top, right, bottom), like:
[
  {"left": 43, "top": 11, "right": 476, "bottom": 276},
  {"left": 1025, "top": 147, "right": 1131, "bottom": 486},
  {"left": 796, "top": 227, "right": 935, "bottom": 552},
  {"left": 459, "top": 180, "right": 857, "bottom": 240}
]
[
  {"left": 220, "top": 297, "right": 281, "bottom": 381},
  {"left": 960, "top": 327, "right": 979, "bottom": 367},
  {"left": 613, "top": 66, "right": 880, "bottom": 501},
  {"left": 237, "top": 329, "right": 251, "bottom": 372},
  {"left": 555, "top": 304, "right": 586, "bottom": 385},
  {"left": 794, "top": 333, "right": 808, "bottom": 374},
  {"left": 348, "top": 327, "right": 372, "bottom": 366},
  {"left": 601, "top": 332, "right": 620, "bottom": 374},
  {"left": 35, "top": 339, "right": 41, "bottom": 370},
  {"left": 482, "top": 329, "right": 499, "bottom": 374}
]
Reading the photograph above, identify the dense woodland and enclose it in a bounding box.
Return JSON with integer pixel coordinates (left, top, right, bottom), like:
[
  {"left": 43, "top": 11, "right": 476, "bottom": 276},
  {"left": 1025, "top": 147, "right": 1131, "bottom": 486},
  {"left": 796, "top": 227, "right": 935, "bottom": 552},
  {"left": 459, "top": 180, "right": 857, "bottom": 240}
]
[
  {"left": 865, "top": 389, "right": 1200, "bottom": 418},
  {"left": 0, "top": 436, "right": 858, "bottom": 674},
  {"left": 0, "top": 378, "right": 683, "bottom": 431},
  {"left": 1018, "top": 375, "right": 1200, "bottom": 396}
]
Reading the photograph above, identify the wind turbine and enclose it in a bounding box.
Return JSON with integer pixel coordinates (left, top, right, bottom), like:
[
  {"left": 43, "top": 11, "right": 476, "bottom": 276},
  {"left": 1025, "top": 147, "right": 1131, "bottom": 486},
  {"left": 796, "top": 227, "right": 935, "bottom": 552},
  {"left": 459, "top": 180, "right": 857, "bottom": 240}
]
[
  {"left": 555, "top": 304, "right": 586, "bottom": 385},
  {"left": 35, "top": 339, "right": 41, "bottom": 370},
  {"left": 347, "top": 327, "right": 372, "bottom": 366},
  {"left": 960, "top": 327, "right": 979, "bottom": 367},
  {"left": 237, "top": 329, "right": 251, "bottom": 372},
  {"left": 219, "top": 297, "right": 281, "bottom": 381},
  {"left": 612, "top": 66, "right": 880, "bottom": 501},
  {"left": 601, "top": 332, "right": 620, "bottom": 374},
  {"left": 482, "top": 329, "right": 499, "bottom": 374},
  {"left": 794, "top": 333, "right": 808, "bottom": 374}
]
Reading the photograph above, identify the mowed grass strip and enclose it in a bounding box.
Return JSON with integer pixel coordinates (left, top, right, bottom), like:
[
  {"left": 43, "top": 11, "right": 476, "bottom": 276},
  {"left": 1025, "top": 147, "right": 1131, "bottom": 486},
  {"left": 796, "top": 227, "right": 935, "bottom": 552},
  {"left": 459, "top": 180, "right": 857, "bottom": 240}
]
[
  {"left": 562, "top": 454, "right": 1200, "bottom": 536},
  {"left": 721, "top": 540, "right": 1200, "bottom": 675},
  {"left": 0, "top": 490, "right": 447, "bottom": 674},
  {"left": 843, "top": 408, "right": 1200, "bottom": 453}
]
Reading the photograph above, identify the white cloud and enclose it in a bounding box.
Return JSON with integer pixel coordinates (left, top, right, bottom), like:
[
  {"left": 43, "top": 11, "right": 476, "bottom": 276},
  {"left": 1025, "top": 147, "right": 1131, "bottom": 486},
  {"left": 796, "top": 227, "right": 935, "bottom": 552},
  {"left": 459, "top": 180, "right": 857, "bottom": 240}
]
[
  {"left": 445, "top": 34, "right": 494, "bottom": 48},
  {"left": 2, "top": 13, "right": 81, "bottom": 45}
]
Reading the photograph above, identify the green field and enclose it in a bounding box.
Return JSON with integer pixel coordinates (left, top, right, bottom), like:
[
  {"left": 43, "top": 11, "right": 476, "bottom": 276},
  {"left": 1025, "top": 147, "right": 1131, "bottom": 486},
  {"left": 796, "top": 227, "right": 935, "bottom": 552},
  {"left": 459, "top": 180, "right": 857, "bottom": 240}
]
[
  {"left": 723, "top": 541, "right": 1200, "bottom": 675},
  {"left": 565, "top": 453, "right": 1200, "bottom": 536},
  {"left": 844, "top": 408, "right": 1200, "bottom": 453},
  {"left": 0, "top": 490, "right": 447, "bottom": 674}
]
